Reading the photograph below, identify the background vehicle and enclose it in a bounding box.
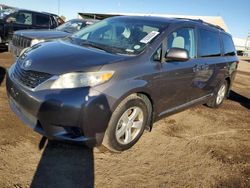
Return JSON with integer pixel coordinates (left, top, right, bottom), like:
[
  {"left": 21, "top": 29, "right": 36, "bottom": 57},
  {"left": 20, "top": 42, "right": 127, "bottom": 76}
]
[
  {"left": 0, "top": 4, "right": 15, "bottom": 9},
  {"left": 0, "top": 8, "right": 63, "bottom": 48},
  {"left": 9, "top": 19, "right": 98, "bottom": 57},
  {"left": 6, "top": 16, "right": 238, "bottom": 152}
]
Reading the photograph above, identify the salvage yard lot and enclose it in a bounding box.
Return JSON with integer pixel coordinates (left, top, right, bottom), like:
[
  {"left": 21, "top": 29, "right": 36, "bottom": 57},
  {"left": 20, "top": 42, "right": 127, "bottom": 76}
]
[{"left": 0, "top": 51, "right": 249, "bottom": 188}]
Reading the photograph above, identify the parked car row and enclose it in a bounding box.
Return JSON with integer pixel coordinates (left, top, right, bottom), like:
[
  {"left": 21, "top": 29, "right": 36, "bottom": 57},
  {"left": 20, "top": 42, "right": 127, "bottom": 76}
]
[
  {"left": 9, "top": 18, "right": 98, "bottom": 57},
  {"left": 6, "top": 15, "right": 238, "bottom": 152},
  {"left": 0, "top": 6, "right": 64, "bottom": 48}
]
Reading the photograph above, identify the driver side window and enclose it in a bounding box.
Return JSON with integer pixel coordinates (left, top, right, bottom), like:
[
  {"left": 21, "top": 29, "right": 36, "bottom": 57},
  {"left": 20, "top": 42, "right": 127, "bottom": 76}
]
[
  {"left": 167, "top": 28, "right": 196, "bottom": 58},
  {"left": 89, "top": 25, "right": 113, "bottom": 41},
  {"left": 15, "top": 12, "right": 32, "bottom": 25}
]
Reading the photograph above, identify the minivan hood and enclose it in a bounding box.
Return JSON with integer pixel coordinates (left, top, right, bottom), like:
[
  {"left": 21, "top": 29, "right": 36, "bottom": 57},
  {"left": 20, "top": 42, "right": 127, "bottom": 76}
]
[
  {"left": 19, "top": 41, "right": 127, "bottom": 75},
  {"left": 15, "top": 29, "right": 70, "bottom": 40}
]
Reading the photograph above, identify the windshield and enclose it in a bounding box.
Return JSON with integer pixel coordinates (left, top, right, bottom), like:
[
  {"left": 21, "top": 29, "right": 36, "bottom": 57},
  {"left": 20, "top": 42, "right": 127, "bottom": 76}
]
[
  {"left": 72, "top": 17, "right": 167, "bottom": 55},
  {"left": 0, "top": 8, "right": 15, "bottom": 19},
  {"left": 56, "top": 20, "right": 87, "bottom": 33}
]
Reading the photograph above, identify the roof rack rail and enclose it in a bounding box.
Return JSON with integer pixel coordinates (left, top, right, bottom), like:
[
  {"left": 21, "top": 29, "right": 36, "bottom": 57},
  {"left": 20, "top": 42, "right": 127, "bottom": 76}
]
[
  {"left": 175, "top": 17, "right": 225, "bottom": 31},
  {"left": 41, "top": 11, "right": 57, "bottom": 16}
]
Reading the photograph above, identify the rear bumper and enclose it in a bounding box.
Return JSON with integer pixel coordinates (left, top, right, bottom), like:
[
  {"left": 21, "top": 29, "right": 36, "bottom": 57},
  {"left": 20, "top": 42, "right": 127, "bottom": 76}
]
[{"left": 6, "top": 71, "right": 113, "bottom": 146}]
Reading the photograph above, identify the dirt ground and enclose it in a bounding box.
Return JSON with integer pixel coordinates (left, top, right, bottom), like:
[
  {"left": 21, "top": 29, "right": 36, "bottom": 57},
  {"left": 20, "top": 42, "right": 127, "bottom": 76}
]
[{"left": 0, "top": 51, "right": 249, "bottom": 188}]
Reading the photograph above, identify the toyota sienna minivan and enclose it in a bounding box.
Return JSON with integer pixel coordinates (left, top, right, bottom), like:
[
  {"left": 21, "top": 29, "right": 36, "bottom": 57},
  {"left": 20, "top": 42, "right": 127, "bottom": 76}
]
[{"left": 6, "top": 16, "right": 238, "bottom": 152}]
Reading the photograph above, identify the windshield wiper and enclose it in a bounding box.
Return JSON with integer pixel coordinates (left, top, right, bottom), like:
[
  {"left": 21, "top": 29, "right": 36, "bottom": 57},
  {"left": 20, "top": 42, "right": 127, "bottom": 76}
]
[
  {"left": 79, "top": 40, "right": 137, "bottom": 56},
  {"left": 80, "top": 41, "right": 109, "bottom": 52},
  {"left": 62, "top": 28, "right": 75, "bottom": 33}
]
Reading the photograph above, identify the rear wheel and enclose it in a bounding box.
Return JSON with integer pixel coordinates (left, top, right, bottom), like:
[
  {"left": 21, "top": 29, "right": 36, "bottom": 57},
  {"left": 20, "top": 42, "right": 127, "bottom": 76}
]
[
  {"left": 207, "top": 80, "right": 228, "bottom": 108},
  {"left": 102, "top": 94, "right": 151, "bottom": 152}
]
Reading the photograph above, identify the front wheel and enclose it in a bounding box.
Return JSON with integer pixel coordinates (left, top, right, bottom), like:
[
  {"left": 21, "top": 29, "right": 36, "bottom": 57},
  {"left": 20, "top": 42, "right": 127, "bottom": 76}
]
[
  {"left": 207, "top": 80, "right": 228, "bottom": 108},
  {"left": 102, "top": 94, "right": 152, "bottom": 152}
]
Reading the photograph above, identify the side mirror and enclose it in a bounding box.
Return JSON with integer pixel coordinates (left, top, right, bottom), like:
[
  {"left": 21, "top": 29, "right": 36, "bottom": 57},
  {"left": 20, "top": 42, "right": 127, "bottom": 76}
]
[
  {"left": 6, "top": 17, "right": 16, "bottom": 23},
  {"left": 165, "top": 48, "right": 189, "bottom": 62}
]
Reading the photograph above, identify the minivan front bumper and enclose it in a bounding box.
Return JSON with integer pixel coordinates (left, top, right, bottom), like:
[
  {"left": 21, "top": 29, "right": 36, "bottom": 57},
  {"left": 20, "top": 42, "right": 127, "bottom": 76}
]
[{"left": 6, "top": 71, "right": 113, "bottom": 146}]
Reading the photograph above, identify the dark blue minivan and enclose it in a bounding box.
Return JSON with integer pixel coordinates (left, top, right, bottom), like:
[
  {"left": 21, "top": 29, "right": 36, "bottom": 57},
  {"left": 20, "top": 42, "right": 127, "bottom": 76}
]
[{"left": 6, "top": 16, "right": 238, "bottom": 151}]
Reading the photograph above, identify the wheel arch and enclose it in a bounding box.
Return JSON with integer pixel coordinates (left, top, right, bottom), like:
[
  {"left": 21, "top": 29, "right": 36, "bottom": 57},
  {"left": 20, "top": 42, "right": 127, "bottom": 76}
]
[
  {"left": 136, "top": 92, "right": 155, "bottom": 131},
  {"left": 110, "top": 89, "right": 155, "bottom": 132}
]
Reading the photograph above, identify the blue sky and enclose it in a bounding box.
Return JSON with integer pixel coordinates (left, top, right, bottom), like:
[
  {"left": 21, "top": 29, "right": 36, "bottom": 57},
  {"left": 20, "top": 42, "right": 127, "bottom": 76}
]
[{"left": 1, "top": 0, "right": 249, "bottom": 38}]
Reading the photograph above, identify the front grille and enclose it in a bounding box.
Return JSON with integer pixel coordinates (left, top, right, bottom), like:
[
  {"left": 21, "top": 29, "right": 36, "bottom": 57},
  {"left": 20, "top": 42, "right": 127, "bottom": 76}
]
[
  {"left": 12, "top": 34, "right": 31, "bottom": 48},
  {"left": 13, "top": 62, "right": 52, "bottom": 89}
]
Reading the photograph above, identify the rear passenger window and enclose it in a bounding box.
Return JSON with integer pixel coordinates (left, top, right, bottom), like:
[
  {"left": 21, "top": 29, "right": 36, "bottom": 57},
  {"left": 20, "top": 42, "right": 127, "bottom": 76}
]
[
  {"left": 35, "top": 14, "right": 50, "bottom": 27},
  {"left": 222, "top": 34, "right": 236, "bottom": 56},
  {"left": 167, "top": 28, "right": 196, "bottom": 58},
  {"left": 199, "top": 29, "right": 221, "bottom": 57}
]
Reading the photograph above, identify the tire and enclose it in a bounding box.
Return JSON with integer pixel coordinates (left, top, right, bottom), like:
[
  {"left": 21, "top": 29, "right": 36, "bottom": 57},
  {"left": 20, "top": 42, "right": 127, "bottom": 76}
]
[
  {"left": 206, "top": 80, "right": 228, "bottom": 108},
  {"left": 102, "top": 94, "right": 152, "bottom": 152}
]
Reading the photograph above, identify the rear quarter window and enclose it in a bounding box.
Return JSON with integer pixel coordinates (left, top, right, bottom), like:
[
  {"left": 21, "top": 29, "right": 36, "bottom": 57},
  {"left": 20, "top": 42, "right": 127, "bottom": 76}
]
[
  {"left": 56, "top": 16, "right": 64, "bottom": 26},
  {"left": 222, "top": 34, "right": 236, "bottom": 56},
  {"left": 199, "top": 29, "right": 221, "bottom": 57},
  {"left": 35, "top": 14, "right": 50, "bottom": 27}
]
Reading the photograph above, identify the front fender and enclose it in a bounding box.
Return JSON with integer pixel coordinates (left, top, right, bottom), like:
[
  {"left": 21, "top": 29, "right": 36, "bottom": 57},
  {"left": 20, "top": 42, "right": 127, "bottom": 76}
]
[{"left": 100, "top": 79, "right": 152, "bottom": 112}]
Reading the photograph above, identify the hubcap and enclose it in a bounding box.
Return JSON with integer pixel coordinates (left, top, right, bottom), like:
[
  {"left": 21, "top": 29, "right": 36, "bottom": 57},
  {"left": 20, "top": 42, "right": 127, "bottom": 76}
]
[
  {"left": 115, "top": 107, "right": 144, "bottom": 145},
  {"left": 216, "top": 84, "right": 226, "bottom": 105}
]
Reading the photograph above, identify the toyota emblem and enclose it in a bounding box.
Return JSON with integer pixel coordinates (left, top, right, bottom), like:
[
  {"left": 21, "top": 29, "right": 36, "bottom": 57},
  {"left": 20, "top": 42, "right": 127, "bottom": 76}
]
[{"left": 22, "top": 59, "right": 32, "bottom": 69}]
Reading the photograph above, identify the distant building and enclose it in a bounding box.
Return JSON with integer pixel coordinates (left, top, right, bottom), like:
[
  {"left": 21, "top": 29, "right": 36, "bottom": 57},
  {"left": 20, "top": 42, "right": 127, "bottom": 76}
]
[
  {"left": 243, "top": 35, "right": 250, "bottom": 56},
  {"left": 78, "top": 12, "right": 229, "bottom": 31},
  {"left": 233, "top": 35, "right": 250, "bottom": 56},
  {"left": 233, "top": 37, "right": 246, "bottom": 52}
]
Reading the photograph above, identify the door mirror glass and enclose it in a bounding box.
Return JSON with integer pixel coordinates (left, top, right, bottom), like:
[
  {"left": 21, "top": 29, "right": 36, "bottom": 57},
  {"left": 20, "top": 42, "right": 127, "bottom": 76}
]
[{"left": 165, "top": 48, "right": 189, "bottom": 62}]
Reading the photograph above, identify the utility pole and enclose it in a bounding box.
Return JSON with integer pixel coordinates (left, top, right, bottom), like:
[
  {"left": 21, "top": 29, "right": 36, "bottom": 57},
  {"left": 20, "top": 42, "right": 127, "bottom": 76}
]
[{"left": 58, "top": 0, "right": 60, "bottom": 16}]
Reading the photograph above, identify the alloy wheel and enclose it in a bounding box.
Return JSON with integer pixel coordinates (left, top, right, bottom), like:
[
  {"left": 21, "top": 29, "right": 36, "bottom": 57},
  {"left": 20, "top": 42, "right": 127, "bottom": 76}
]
[
  {"left": 115, "top": 107, "right": 144, "bottom": 145},
  {"left": 216, "top": 84, "right": 226, "bottom": 105}
]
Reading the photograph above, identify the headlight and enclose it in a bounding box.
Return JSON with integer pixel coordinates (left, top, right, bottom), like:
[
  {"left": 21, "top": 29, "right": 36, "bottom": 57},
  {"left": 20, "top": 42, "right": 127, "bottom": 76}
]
[
  {"left": 30, "top": 39, "right": 45, "bottom": 46},
  {"left": 50, "top": 71, "right": 114, "bottom": 89},
  {"left": 19, "top": 47, "right": 29, "bottom": 57}
]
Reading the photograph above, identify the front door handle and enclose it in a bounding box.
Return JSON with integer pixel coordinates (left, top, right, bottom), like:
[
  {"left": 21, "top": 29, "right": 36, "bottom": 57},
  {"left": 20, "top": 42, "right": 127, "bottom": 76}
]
[
  {"left": 202, "top": 63, "right": 209, "bottom": 70},
  {"left": 193, "top": 64, "right": 209, "bottom": 72}
]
